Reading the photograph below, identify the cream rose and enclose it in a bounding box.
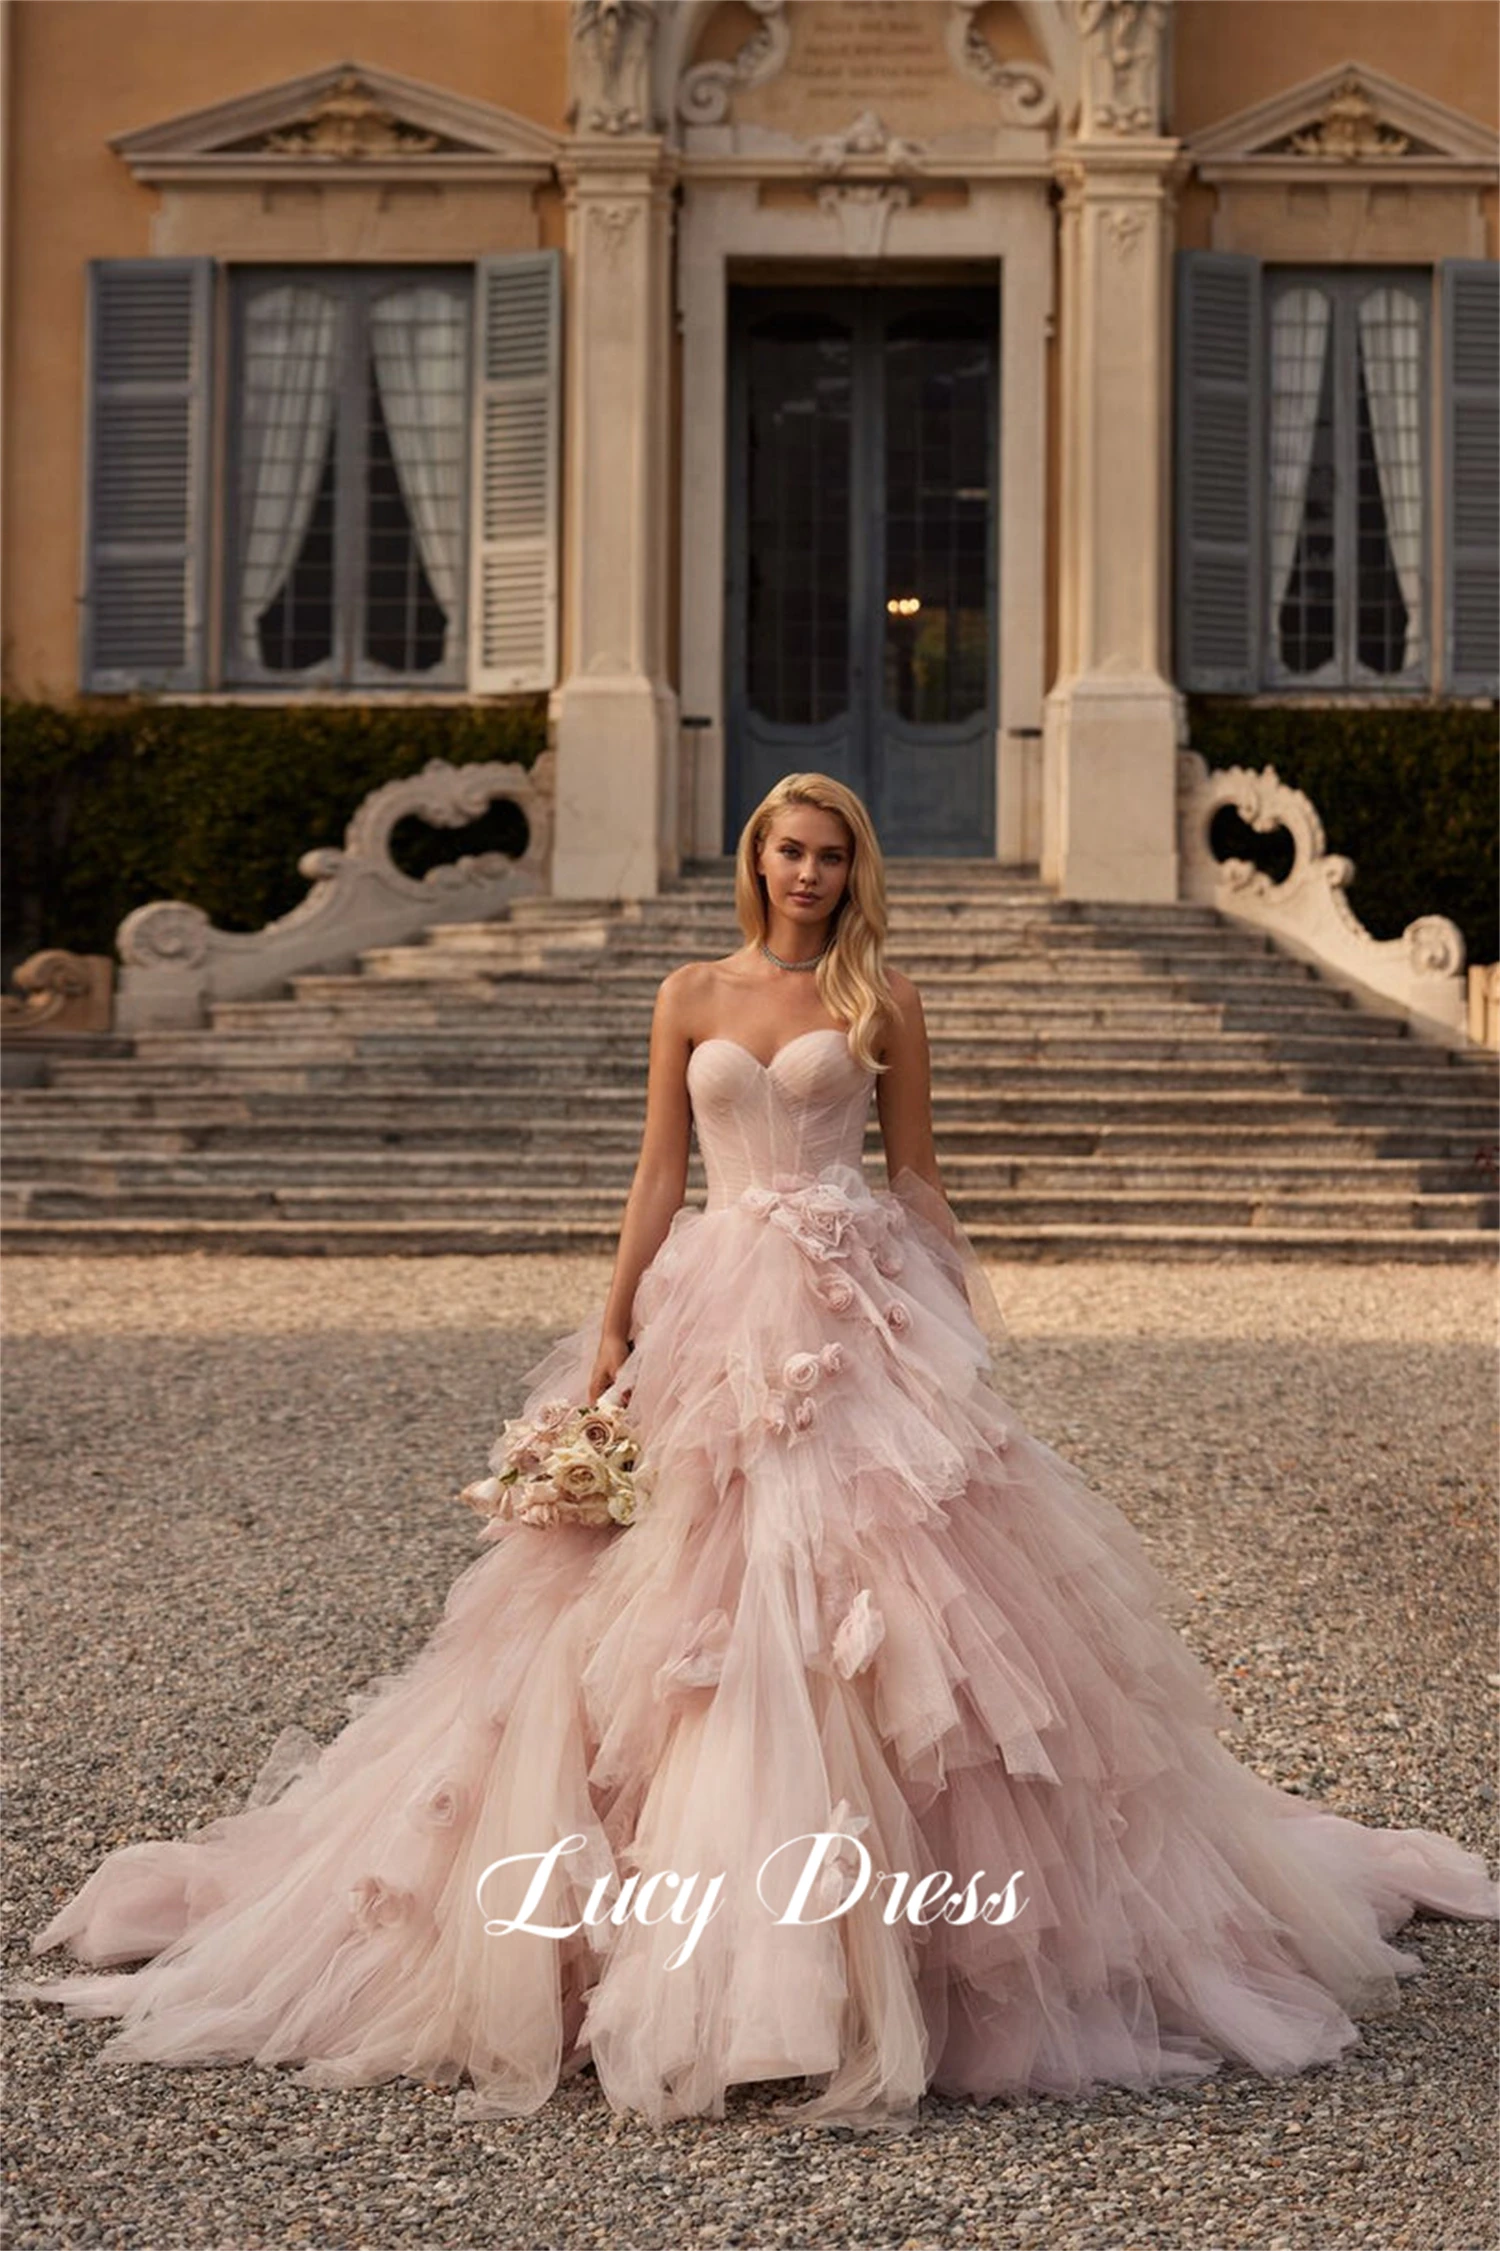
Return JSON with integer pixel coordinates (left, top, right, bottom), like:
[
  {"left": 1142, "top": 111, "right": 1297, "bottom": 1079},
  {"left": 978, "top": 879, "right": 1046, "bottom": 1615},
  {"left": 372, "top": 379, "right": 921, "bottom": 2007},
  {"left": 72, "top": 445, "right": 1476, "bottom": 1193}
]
[{"left": 549, "top": 1443, "right": 611, "bottom": 1498}]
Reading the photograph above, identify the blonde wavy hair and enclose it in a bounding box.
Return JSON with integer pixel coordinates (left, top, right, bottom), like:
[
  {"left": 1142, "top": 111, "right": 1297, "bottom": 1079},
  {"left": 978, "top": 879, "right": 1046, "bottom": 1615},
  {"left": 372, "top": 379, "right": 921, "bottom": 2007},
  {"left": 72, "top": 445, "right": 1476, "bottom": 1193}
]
[{"left": 733, "top": 772, "right": 895, "bottom": 1075}]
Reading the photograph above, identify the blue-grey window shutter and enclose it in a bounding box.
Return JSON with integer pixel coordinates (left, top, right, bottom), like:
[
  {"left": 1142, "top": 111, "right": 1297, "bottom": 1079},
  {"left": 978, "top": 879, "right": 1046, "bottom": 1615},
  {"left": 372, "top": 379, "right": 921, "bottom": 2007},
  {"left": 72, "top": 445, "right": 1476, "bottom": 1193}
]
[
  {"left": 81, "top": 259, "right": 215, "bottom": 692},
  {"left": 1174, "top": 250, "right": 1263, "bottom": 692},
  {"left": 1441, "top": 259, "right": 1499, "bottom": 696},
  {"left": 468, "top": 251, "right": 561, "bottom": 694}
]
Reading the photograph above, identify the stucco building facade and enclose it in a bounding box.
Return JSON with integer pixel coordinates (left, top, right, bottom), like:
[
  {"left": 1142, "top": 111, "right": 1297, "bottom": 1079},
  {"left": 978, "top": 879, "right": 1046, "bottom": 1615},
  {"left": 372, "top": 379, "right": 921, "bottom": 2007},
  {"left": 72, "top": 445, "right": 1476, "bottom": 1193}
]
[{"left": 2, "top": 0, "right": 1496, "bottom": 903}]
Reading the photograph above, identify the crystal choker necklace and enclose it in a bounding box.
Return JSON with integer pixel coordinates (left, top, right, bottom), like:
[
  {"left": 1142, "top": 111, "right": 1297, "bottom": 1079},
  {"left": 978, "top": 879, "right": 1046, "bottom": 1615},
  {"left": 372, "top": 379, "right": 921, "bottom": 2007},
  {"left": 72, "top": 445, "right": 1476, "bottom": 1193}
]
[{"left": 761, "top": 939, "right": 829, "bottom": 972}]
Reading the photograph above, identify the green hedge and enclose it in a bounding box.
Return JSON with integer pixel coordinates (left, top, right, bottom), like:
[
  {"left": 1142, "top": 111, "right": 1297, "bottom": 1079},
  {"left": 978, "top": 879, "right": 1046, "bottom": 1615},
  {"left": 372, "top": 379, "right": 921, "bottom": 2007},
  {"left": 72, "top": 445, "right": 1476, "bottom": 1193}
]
[
  {"left": 1, "top": 698, "right": 548, "bottom": 966},
  {"left": 3, "top": 694, "right": 1495, "bottom": 969},
  {"left": 1186, "top": 699, "right": 1498, "bottom": 968}
]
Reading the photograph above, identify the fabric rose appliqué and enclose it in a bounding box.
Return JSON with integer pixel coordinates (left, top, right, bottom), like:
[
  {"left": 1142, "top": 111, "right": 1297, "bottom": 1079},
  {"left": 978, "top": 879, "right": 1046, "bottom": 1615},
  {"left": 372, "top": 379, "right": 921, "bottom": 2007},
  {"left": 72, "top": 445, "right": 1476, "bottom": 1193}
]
[
  {"left": 405, "top": 1776, "right": 466, "bottom": 1833},
  {"left": 884, "top": 1300, "right": 912, "bottom": 1336},
  {"left": 814, "top": 1272, "right": 857, "bottom": 1316},
  {"left": 766, "top": 1340, "right": 844, "bottom": 1439},
  {"left": 831, "top": 1588, "right": 886, "bottom": 1679},
  {"left": 348, "top": 1875, "right": 413, "bottom": 1935}
]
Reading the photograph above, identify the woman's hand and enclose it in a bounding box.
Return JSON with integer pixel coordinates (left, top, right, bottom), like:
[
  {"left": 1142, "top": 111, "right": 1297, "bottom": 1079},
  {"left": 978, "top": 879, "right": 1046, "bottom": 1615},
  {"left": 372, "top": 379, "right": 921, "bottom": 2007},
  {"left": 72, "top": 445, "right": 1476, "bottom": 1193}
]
[{"left": 589, "top": 1330, "right": 633, "bottom": 1407}]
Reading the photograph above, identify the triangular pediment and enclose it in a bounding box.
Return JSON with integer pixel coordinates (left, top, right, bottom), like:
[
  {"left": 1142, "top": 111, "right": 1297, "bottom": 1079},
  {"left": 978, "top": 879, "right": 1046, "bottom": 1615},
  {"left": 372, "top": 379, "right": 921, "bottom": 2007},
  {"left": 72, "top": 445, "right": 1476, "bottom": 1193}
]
[
  {"left": 1185, "top": 59, "right": 1497, "bottom": 170},
  {"left": 110, "top": 60, "right": 562, "bottom": 178}
]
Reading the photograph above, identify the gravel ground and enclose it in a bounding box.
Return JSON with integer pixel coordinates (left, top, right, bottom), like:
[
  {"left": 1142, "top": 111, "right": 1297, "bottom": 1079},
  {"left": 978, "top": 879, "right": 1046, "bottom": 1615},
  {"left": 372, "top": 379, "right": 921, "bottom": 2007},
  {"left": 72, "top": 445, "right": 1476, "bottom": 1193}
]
[{"left": 3, "top": 1253, "right": 1497, "bottom": 2251}]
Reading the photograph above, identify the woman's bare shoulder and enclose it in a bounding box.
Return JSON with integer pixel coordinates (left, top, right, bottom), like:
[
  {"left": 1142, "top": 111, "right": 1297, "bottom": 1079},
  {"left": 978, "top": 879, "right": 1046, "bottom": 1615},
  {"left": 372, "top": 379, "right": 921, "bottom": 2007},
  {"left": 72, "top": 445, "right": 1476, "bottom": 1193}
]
[{"left": 656, "top": 957, "right": 747, "bottom": 1031}]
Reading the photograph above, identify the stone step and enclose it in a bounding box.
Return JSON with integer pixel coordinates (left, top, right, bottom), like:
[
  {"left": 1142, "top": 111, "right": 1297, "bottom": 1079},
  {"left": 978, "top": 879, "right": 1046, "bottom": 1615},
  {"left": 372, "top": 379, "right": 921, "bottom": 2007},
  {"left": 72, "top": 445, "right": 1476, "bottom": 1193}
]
[
  {"left": 222, "top": 990, "right": 1421, "bottom": 1044},
  {"left": 426, "top": 901, "right": 1236, "bottom": 944},
  {"left": 12, "top": 1148, "right": 1489, "bottom": 1198},
  {"left": 40, "top": 1054, "right": 1491, "bottom": 1106},
  {"left": 1, "top": 1215, "right": 1492, "bottom": 1263},
  {"left": 6, "top": 1117, "right": 1491, "bottom": 1168},
  {"left": 106, "top": 1027, "right": 1474, "bottom": 1077},
  {"left": 11, "top": 1081, "right": 1496, "bottom": 1131},
  {"left": 5, "top": 1177, "right": 1494, "bottom": 1230}
]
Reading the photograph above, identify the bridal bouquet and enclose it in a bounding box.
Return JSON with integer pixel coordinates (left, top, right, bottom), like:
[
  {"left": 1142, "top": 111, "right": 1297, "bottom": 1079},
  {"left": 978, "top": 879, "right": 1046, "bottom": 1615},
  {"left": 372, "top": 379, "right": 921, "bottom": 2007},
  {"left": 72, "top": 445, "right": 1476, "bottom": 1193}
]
[{"left": 458, "top": 1391, "right": 652, "bottom": 1532}]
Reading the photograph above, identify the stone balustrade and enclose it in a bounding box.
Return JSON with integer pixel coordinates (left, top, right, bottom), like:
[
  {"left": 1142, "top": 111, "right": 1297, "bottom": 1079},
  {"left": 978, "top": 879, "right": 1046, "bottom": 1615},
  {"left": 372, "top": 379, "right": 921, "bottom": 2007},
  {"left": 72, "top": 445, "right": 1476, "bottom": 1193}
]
[
  {"left": 111, "top": 753, "right": 556, "bottom": 1033},
  {"left": 1177, "top": 749, "right": 1478, "bottom": 1048}
]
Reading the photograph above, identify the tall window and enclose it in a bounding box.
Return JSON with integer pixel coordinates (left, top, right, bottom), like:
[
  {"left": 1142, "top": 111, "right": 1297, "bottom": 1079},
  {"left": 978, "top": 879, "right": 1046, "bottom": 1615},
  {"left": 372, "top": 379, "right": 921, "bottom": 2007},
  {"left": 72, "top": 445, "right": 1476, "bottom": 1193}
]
[
  {"left": 1266, "top": 268, "right": 1427, "bottom": 689},
  {"left": 227, "top": 268, "right": 471, "bottom": 687}
]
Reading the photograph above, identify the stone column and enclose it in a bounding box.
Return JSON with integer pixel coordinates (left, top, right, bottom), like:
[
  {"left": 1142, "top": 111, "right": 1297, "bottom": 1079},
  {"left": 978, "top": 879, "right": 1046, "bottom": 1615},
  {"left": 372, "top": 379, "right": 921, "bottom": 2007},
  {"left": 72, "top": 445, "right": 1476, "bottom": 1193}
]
[
  {"left": 551, "top": 2, "right": 680, "bottom": 899},
  {"left": 1042, "top": 0, "right": 1189, "bottom": 902}
]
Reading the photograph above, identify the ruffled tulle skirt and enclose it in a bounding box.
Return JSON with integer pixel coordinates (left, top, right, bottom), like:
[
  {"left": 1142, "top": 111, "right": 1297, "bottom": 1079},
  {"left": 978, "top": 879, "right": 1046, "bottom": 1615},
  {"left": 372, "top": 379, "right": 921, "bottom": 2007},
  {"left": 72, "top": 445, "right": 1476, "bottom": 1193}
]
[{"left": 9, "top": 1164, "right": 1499, "bottom": 2134}]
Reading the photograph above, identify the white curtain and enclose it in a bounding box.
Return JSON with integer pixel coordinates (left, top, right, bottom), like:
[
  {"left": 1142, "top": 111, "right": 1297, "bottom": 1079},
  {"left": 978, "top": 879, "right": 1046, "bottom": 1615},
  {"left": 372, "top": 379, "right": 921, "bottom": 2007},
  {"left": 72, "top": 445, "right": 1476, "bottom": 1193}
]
[
  {"left": 1268, "top": 287, "right": 1332, "bottom": 645},
  {"left": 1357, "top": 287, "right": 1423, "bottom": 671},
  {"left": 238, "top": 284, "right": 340, "bottom": 665},
  {"left": 368, "top": 286, "right": 467, "bottom": 634}
]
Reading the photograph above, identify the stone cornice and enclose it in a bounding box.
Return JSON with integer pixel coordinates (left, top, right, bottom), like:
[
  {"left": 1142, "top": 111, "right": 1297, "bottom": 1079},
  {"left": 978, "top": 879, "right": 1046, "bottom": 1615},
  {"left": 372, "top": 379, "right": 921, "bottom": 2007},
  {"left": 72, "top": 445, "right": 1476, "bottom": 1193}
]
[
  {"left": 1182, "top": 57, "right": 1498, "bottom": 190},
  {"left": 109, "top": 59, "right": 564, "bottom": 188}
]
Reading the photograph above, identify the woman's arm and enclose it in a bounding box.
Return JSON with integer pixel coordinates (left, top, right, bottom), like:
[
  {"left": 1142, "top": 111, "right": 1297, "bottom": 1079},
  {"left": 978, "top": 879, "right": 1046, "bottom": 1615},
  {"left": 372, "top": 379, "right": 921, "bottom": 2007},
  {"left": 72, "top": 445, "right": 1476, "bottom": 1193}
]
[
  {"left": 875, "top": 970, "right": 947, "bottom": 1202},
  {"left": 588, "top": 966, "right": 695, "bottom": 1402}
]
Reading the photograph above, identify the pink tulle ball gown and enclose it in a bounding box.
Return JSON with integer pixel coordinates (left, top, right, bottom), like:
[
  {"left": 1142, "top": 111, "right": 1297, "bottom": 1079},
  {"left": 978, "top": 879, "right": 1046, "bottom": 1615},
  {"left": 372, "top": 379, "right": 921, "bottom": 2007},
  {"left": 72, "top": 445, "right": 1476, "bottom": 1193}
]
[{"left": 9, "top": 1027, "right": 1499, "bottom": 2135}]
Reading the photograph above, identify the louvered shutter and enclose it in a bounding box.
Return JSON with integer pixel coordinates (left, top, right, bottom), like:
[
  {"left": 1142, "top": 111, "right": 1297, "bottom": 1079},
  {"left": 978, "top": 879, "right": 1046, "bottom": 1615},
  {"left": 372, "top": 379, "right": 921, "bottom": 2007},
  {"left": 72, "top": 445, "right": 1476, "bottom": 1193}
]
[
  {"left": 1174, "top": 251, "right": 1264, "bottom": 692},
  {"left": 468, "top": 252, "right": 561, "bottom": 693},
  {"left": 1442, "top": 260, "right": 1499, "bottom": 696},
  {"left": 81, "top": 259, "right": 214, "bottom": 692}
]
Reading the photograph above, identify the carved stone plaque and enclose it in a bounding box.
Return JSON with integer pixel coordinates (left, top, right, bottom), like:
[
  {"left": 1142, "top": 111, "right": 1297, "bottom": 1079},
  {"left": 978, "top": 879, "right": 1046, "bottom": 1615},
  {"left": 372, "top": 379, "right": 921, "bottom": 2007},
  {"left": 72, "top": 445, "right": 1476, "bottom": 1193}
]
[{"left": 729, "top": 0, "right": 1029, "bottom": 138}]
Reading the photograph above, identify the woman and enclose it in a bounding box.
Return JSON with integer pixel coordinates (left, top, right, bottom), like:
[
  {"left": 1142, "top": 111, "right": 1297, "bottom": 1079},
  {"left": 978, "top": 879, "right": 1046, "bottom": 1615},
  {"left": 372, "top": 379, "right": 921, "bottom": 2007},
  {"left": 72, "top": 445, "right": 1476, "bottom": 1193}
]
[{"left": 10, "top": 771, "right": 1499, "bottom": 2138}]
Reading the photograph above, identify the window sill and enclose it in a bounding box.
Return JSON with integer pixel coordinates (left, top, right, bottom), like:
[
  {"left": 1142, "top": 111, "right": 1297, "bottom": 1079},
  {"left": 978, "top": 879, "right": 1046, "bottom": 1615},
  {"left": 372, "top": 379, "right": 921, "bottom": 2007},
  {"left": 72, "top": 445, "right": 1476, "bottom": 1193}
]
[
  {"left": 1200, "top": 690, "right": 1498, "bottom": 710},
  {"left": 152, "top": 689, "right": 501, "bottom": 706}
]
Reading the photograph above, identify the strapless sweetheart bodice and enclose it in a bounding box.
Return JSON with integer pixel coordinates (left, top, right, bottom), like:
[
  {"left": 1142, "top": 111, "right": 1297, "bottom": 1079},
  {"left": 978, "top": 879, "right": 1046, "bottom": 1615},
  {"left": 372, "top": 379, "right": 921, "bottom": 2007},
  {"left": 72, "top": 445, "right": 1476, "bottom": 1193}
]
[{"left": 686, "top": 1028, "right": 875, "bottom": 1208}]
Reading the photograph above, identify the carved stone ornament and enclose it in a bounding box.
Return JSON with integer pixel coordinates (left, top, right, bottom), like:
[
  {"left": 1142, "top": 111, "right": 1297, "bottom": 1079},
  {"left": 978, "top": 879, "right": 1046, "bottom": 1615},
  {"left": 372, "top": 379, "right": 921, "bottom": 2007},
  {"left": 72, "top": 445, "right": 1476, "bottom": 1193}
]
[
  {"left": 1271, "top": 75, "right": 1414, "bottom": 163},
  {"left": 946, "top": 1, "right": 1059, "bottom": 127},
  {"left": 254, "top": 70, "right": 445, "bottom": 158},
  {"left": 808, "top": 112, "right": 926, "bottom": 177},
  {"left": 678, "top": 0, "right": 790, "bottom": 127},
  {"left": 570, "top": 0, "right": 658, "bottom": 136},
  {"left": 1177, "top": 750, "right": 1470, "bottom": 1039},
  {"left": 1076, "top": 0, "right": 1168, "bottom": 138},
  {"left": 114, "top": 755, "right": 557, "bottom": 1034},
  {"left": 587, "top": 200, "right": 642, "bottom": 261},
  {"left": 818, "top": 182, "right": 914, "bottom": 259},
  {"left": 0, "top": 951, "right": 115, "bottom": 1039},
  {"left": 1103, "top": 205, "right": 1148, "bottom": 257}
]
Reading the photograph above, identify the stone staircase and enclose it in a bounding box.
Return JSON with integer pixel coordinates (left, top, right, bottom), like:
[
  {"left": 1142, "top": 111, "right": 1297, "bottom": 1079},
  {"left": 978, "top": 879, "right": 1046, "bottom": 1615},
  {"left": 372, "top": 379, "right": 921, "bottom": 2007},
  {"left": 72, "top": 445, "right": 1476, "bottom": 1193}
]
[{"left": 3, "top": 862, "right": 1497, "bottom": 1259}]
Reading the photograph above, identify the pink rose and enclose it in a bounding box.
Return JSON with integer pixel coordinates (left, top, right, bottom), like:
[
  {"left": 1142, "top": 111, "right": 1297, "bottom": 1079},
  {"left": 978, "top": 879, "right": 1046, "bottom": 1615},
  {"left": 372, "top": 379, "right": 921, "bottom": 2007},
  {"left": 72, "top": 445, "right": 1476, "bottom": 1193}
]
[
  {"left": 791, "top": 1395, "right": 817, "bottom": 1432},
  {"left": 816, "top": 1273, "right": 856, "bottom": 1315},
  {"left": 885, "top": 1301, "right": 912, "bottom": 1335},
  {"left": 531, "top": 1399, "right": 572, "bottom": 1437},
  {"left": 819, "top": 1342, "right": 844, "bottom": 1377},
  {"left": 763, "top": 1391, "right": 789, "bottom": 1435},
  {"left": 407, "top": 1777, "right": 465, "bottom": 1831},
  {"left": 349, "top": 1875, "right": 411, "bottom": 1933},
  {"left": 783, "top": 1352, "right": 822, "bottom": 1392},
  {"left": 874, "top": 1243, "right": 905, "bottom": 1279}
]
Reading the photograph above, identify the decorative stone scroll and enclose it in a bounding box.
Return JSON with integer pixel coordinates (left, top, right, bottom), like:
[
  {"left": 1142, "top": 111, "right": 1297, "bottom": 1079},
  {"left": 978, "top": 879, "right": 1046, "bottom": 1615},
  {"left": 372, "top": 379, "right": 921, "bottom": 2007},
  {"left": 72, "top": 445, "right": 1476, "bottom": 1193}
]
[
  {"left": 1177, "top": 750, "right": 1471, "bottom": 1042},
  {"left": 945, "top": 2, "right": 1058, "bottom": 126},
  {"left": 0, "top": 952, "right": 115, "bottom": 1038},
  {"left": 113, "top": 754, "right": 556, "bottom": 1034},
  {"left": 678, "top": 0, "right": 790, "bottom": 126}
]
